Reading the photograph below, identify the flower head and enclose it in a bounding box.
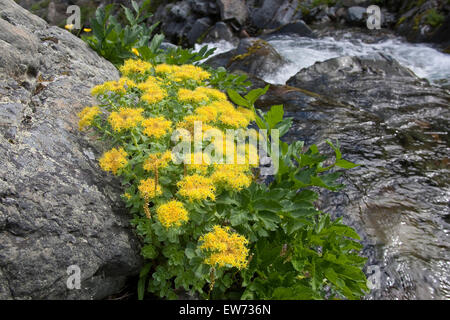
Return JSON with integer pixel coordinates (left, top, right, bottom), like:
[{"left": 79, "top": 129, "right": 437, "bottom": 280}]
[
  {"left": 142, "top": 117, "right": 172, "bottom": 139},
  {"left": 91, "top": 78, "right": 136, "bottom": 96},
  {"left": 78, "top": 106, "right": 100, "bottom": 130},
  {"left": 143, "top": 151, "right": 172, "bottom": 172},
  {"left": 177, "top": 88, "right": 209, "bottom": 104},
  {"left": 108, "top": 107, "right": 144, "bottom": 132},
  {"left": 211, "top": 164, "right": 252, "bottom": 191},
  {"left": 138, "top": 178, "right": 162, "bottom": 199},
  {"left": 156, "top": 200, "right": 189, "bottom": 228},
  {"left": 99, "top": 147, "right": 128, "bottom": 175},
  {"left": 119, "top": 59, "right": 151, "bottom": 76},
  {"left": 199, "top": 226, "right": 249, "bottom": 269},
  {"left": 177, "top": 174, "right": 216, "bottom": 202}
]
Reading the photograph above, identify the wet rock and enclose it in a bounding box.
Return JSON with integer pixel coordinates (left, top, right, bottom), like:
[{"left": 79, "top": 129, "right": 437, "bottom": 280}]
[
  {"left": 0, "top": 0, "right": 142, "bottom": 299},
  {"left": 205, "top": 38, "right": 287, "bottom": 79},
  {"left": 202, "top": 21, "right": 237, "bottom": 44},
  {"left": 286, "top": 54, "right": 432, "bottom": 108},
  {"left": 216, "top": 0, "right": 248, "bottom": 26},
  {"left": 263, "top": 20, "right": 316, "bottom": 38},
  {"left": 248, "top": 0, "right": 303, "bottom": 29},
  {"left": 346, "top": 6, "right": 366, "bottom": 25},
  {"left": 282, "top": 52, "right": 450, "bottom": 300},
  {"left": 187, "top": 17, "right": 212, "bottom": 46}
]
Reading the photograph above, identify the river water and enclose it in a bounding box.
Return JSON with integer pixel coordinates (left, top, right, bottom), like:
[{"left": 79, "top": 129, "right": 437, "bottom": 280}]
[{"left": 197, "top": 32, "right": 450, "bottom": 300}]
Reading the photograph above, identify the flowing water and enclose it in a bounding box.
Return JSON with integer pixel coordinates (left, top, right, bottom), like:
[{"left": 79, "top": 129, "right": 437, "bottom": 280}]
[{"left": 197, "top": 32, "right": 450, "bottom": 300}]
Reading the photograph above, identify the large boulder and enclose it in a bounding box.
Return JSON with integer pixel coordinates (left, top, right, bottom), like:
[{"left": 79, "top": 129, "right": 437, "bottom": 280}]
[
  {"left": 216, "top": 0, "right": 248, "bottom": 26},
  {"left": 205, "top": 38, "right": 287, "bottom": 79},
  {"left": 0, "top": 0, "right": 142, "bottom": 299},
  {"left": 247, "top": 0, "right": 303, "bottom": 29},
  {"left": 285, "top": 53, "right": 445, "bottom": 108}
]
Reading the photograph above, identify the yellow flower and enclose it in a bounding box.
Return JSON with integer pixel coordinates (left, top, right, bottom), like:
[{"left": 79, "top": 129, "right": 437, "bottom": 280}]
[
  {"left": 131, "top": 48, "right": 140, "bottom": 56},
  {"left": 138, "top": 78, "right": 167, "bottom": 104},
  {"left": 177, "top": 88, "right": 209, "bottom": 103},
  {"left": 77, "top": 106, "right": 100, "bottom": 130},
  {"left": 91, "top": 78, "right": 136, "bottom": 96},
  {"left": 119, "top": 59, "right": 151, "bottom": 76},
  {"left": 138, "top": 178, "right": 162, "bottom": 198},
  {"left": 83, "top": 28, "right": 92, "bottom": 32},
  {"left": 108, "top": 107, "right": 144, "bottom": 132},
  {"left": 64, "top": 24, "right": 74, "bottom": 31},
  {"left": 156, "top": 200, "right": 189, "bottom": 228},
  {"left": 194, "top": 105, "right": 219, "bottom": 122},
  {"left": 143, "top": 151, "right": 172, "bottom": 172},
  {"left": 99, "top": 147, "right": 128, "bottom": 175},
  {"left": 195, "top": 87, "right": 227, "bottom": 101},
  {"left": 218, "top": 107, "right": 250, "bottom": 128},
  {"left": 211, "top": 164, "right": 252, "bottom": 191},
  {"left": 124, "top": 192, "right": 132, "bottom": 200},
  {"left": 142, "top": 117, "right": 172, "bottom": 139},
  {"left": 237, "top": 107, "right": 255, "bottom": 122},
  {"left": 171, "top": 65, "right": 211, "bottom": 83},
  {"left": 185, "top": 152, "right": 211, "bottom": 174},
  {"left": 199, "top": 226, "right": 249, "bottom": 269},
  {"left": 177, "top": 174, "right": 216, "bottom": 202},
  {"left": 154, "top": 63, "right": 178, "bottom": 75}
]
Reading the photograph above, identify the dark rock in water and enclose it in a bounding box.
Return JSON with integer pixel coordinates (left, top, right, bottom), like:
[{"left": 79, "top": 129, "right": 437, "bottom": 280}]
[
  {"left": 263, "top": 20, "right": 316, "bottom": 38},
  {"left": 0, "top": 0, "right": 142, "bottom": 299},
  {"left": 205, "top": 38, "right": 286, "bottom": 79},
  {"left": 187, "top": 17, "right": 212, "bottom": 46},
  {"left": 346, "top": 6, "right": 367, "bottom": 25},
  {"left": 216, "top": 0, "right": 248, "bottom": 26},
  {"left": 282, "top": 52, "right": 450, "bottom": 300},
  {"left": 202, "top": 21, "right": 237, "bottom": 44},
  {"left": 248, "top": 0, "right": 303, "bottom": 29},
  {"left": 286, "top": 54, "right": 430, "bottom": 108}
]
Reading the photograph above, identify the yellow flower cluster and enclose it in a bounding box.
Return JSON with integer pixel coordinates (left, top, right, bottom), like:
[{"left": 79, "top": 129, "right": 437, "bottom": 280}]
[
  {"left": 177, "top": 87, "right": 227, "bottom": 104},
  {"left": 154, "top": 63, "right": 210, "bottom": 83},
  {"left": 143, "top": 151, "right": 172, "bottom": 172},
  {"left": 156, "top": 200, "right": 189, "bottom": 228},
  {"left": 138, "top": 177, "right": 162, "bottom": 198},
  {"left": 108, "top": 107, "right": 144, "bottom": 132},
  {"left": 119, "top": 59, "right": 151, "bottom": 76},
  {"left": 99, "top": 147, "right": 128, "bottom": 175},
  {"left": 177, "top": 88, "right": 209, "bottom": 103},
  {"left": 199, "top": 225, "right": 249, "bottom": 269},
  {"left": 185, "top": 152, "right": 211, "bottom": 174},
  {"left": 142, "top": 117, "right": 172, "bottom": 139},
  {"left": 78, "top": 106, "right": 100, "bottom": 130},
  {"left": 138, "top": 77, "right": 167, "bottom": 105},
  {"left": 91, "top": 77, "right": 136, "bottom": 96},
  {"left": 211, "top": 164, "right": 252, "bottom": 191},
  {"left": 177, "top": 174, "right": 216, "bottom": 202}
]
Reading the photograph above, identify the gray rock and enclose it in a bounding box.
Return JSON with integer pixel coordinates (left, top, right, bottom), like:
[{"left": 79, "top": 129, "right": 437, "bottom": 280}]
[
  {"left": 205, "top": 38, "right": 287, "bottom": 79},
  {"left": 0, "top": 0, "right": 142, "bottom": 299},
  {"left": 346, "top": 6, "right": 367, "bottom": 24},
  {"left": 264, "top": 20, "right": 316, "bottom": 38},
  {"left": 187, "top": 17, "right": 213, "bottom": 46},
  {"left": 286, "top": 53, "right": 440, "bottom": 108},
  {"left": 203, "top": 21, "right": 237, "bottom": 44},
  {"left": 249, "top": 0, "right": 303, "bottom": 29},
  {"left": 216, "top": 0, "right": 248, "bottom": 26}
]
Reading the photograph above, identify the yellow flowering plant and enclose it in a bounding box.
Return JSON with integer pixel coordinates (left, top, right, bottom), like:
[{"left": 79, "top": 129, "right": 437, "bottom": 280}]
[{"left": 79, "top": 51, "right": 368, "bottom": 300}]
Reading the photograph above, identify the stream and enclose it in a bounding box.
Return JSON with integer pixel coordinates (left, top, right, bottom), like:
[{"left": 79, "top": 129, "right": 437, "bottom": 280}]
[{"left": 197, "top": 31, "right": 450, "bottom": 300}]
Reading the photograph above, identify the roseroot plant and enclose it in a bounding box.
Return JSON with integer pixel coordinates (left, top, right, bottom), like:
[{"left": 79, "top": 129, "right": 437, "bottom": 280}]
[{"left": 78, "top": 56, "right": 369, "bottom": 300}]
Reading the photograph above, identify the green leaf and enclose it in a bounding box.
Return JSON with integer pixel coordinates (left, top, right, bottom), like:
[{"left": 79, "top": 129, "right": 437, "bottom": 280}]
[
  {"left": 335, "top": 159, "right": 360, "bottom": 169},
  {"left": 227, "top": 89, "right": 249, "bottom": 107}
]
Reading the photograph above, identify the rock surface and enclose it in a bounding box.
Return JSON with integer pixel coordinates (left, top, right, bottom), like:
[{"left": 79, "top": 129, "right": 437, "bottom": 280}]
[
  {"left": 0, "top": 0, "right": 142, "bottom": 299},
  {"left": 278, "top": 54, "right": 450, "bottom": 299},
  {"left": 205, "top": 38, "right": 286, "bottom": 79}
]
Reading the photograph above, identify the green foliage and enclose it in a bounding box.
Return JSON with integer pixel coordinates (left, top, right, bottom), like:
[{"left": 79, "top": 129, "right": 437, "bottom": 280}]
[
  {"left": 82, "top": 0, "right": 161, "bottom": 67},
  {"left": 425, "top": 8, "right": 445, "bottom": 28}
]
